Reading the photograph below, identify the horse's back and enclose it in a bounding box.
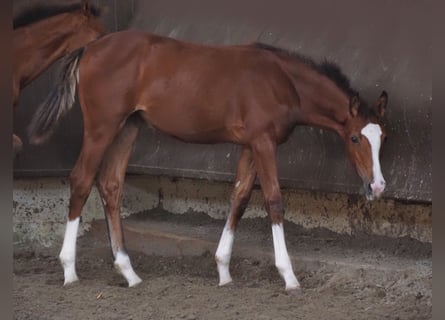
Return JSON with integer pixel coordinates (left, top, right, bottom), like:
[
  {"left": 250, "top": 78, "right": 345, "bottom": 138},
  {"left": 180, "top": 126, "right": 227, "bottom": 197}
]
[{"left": 79, "top": 30, "right": 299, "bottom": 144}]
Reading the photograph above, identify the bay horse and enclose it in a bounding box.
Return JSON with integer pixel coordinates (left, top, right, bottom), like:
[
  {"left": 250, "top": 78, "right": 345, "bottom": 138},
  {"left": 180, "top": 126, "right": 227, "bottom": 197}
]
[
  {"left": 28, "top": 30, "right": 388, "bottom": 291},
  {"left": 13, "top": 0, "right": 104, "bottom": 155}
]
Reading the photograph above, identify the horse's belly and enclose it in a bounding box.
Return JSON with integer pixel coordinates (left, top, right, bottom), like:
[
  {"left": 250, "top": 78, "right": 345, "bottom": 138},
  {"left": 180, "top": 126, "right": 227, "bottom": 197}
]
[
  {"left": 153, "top": 124, "right": 232, "bottom": 144},
  {"left": 140, "top": 105, "right": 235, "bottom": 144}
]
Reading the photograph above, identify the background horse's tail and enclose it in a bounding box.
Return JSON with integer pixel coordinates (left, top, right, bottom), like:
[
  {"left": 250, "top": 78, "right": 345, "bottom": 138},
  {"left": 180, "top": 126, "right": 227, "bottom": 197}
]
[{"left": 28, "top": 47, "right": 85, "bottom": 145}]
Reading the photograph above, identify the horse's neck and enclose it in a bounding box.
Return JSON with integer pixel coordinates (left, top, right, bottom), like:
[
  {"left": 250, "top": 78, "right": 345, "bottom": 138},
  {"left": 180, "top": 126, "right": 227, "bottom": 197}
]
[
  {"left": 285, "top": 60, "right": 350, "bottom": 137},
  {"left": 14, "top": 14, "right": 76, "bottom": 88}
]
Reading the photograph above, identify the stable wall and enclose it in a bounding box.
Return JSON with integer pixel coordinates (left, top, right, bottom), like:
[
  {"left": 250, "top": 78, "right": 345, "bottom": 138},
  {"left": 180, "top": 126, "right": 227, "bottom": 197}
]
[
  {"left": 13, "top": 0, "right": 432, "bottom": 202},
  {"left": 12, "top": 0, "right": 432, "bottom": 247}
]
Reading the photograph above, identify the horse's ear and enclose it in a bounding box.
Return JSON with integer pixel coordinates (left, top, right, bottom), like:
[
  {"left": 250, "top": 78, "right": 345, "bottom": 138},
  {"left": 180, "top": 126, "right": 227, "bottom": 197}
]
[
  {"left": 376, "top": 90, "right": 388, "bottom": 118},
  {"left": 349, "top": 94, "right": 360, "bottom": 117}
]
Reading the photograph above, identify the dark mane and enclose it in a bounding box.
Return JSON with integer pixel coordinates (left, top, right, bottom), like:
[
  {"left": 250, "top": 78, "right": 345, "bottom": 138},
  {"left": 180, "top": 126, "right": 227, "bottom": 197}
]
[
  {"left": 252, "top": 42, "right": 358, "bottom": 98},
  {"left": 13, "top": 2, "right": 101, "bottom": 29}
]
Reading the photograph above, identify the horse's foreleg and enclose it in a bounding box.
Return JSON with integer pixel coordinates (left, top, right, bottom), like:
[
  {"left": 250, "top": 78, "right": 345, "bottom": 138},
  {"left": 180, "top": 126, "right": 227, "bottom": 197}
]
[
  {"left": 59, "top": 123, "right": 119, "bottom": 286},
  {"left": 216, "top": 147, "right": 256, "bottom": 286},
  {"left": 97, "top": 115, "right": 142, "bottom": 287},
  {"left": 251, "top": 135, "right": 300, "bottom": 291}
]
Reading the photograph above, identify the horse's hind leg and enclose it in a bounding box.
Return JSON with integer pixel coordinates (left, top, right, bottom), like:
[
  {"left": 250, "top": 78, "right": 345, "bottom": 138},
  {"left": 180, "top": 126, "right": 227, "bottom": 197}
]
[
  {"left": 59, "top": 120, "right": 122, "bottom": 285},
  {"left": 251, "top": 135, "right": 300, "bottom": 291},
  {"left": 96, "top": 114, "right": 142, "bottom": 287},
  {"left": 215, "top": 147, "right": 256, "bottom": 286}
]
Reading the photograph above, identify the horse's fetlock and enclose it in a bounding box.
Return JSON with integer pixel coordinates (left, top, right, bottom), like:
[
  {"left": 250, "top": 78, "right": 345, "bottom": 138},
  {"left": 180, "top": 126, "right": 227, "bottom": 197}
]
[
  {"left": 59, "top": 253, "right": 74, "bottom": 266},
  {"left": 275, "top": 262, "right": 287, "bottom": 274},
  {"left": 215, "top": 253, "right": 230, "bottom": 265}
]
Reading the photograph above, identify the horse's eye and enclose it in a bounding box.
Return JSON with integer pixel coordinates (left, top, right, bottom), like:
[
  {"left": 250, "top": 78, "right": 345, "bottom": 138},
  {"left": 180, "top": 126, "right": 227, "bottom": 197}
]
[{"left": 351, "top": 135, "right": 359, "bottom": 144}]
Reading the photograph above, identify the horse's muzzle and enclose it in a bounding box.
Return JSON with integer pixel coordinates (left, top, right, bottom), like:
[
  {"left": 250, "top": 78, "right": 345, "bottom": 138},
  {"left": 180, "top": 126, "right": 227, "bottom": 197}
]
[{"left": 364, "top": 179, "right": 386, "bottom": 201}]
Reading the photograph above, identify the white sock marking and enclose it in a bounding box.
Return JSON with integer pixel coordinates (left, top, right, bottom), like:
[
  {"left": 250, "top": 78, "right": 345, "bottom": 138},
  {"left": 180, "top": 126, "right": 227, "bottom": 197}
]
[
  {"left": 114, "top": 251, "right": 142, "bottom": 287},
  {"left": 361, "top": 123, "right": 385, "bottom": 197},
  {"left": 215, "top": 225, "right": 235, "bottom": 286},
  {"left": 271, "top": 223, "right": 300, "bottom": 290},
  {"left": 59, "top": 217, "right": 80, "bottom": 285}
]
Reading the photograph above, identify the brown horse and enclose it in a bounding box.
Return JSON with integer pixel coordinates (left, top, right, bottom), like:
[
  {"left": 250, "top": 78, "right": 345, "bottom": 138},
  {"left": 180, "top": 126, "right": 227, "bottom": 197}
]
[
  {"left": 13, "top": 0, "right": 104, "bottom": 155},
  {"left": 28, "top": 30, "right": 388, "bottom": 291}
]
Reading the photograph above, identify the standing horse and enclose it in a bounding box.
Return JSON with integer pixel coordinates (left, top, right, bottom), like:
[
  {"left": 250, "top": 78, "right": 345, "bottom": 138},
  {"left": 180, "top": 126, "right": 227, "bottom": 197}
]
[
  {"left": 28, "top": 30, "right": 388, "bottom": 291},
  {"left": 13, "top": 0, "right": 104, "bottom": 155}
]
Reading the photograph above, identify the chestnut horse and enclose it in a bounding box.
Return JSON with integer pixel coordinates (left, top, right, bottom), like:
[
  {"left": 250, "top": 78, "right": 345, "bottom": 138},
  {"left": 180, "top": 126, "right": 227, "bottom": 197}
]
[
  {"left": 13, "top": 0, "right": 104, "bottom": 155},
  {"left": 28, "top": 30, "right": 388, "bottom": 291}
]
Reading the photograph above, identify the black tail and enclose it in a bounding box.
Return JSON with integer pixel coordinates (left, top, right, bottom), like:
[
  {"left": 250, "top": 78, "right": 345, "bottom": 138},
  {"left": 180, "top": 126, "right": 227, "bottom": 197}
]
[{"left": 28, "top": 47, "right": 85, "bottom": 145}]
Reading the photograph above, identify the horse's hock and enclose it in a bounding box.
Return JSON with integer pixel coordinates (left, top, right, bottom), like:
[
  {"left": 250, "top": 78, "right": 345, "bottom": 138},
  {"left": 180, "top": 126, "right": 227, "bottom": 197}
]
[{"left": 13, "top": 0, "right": 431, "bottom": 247}]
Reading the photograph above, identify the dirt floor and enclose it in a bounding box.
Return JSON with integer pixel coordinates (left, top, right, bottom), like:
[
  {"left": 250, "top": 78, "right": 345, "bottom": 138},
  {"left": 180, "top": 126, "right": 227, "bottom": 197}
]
[{"left": 13, "top": 210, "right": 432, "bottom": 320}]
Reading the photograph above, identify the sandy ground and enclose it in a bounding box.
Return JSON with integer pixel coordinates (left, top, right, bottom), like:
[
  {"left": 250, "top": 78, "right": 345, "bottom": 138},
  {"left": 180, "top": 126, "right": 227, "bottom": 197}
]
[{"left": 13, "top": 211, "right": 432, "bottom": 320}]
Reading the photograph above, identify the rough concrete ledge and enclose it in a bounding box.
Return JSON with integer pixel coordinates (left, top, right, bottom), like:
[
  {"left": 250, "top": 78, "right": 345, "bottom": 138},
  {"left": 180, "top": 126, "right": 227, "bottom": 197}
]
[{"left": 13, "top": 175, "right": 431, "bottom": 247}]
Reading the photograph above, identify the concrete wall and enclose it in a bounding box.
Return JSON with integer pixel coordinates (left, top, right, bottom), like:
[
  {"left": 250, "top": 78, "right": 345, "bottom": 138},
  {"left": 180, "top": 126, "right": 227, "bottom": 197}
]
[{"left": 13, "top": 175, "right": 431, "bottom": 248}]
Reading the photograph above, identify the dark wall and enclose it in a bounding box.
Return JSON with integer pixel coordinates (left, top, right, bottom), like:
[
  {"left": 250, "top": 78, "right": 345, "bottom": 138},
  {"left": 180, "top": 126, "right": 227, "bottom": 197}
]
[{"left": 13, "top": 0, "right": 432, "bottom": 202}]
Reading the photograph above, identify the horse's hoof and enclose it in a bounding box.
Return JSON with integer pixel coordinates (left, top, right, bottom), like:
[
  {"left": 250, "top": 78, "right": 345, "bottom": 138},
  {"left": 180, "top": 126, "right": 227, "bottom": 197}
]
[
  {"left": 218, "top": 278, "right": 233, "bottom": 287},
  {"left": 285, "top": 286, "right": 302, "bottom": 296},
  {"left": 63, "top": 275, "right": 79, "bottom": 286},
  {"left": 128, "top": 276, "right": 143, "bottom": 288}
]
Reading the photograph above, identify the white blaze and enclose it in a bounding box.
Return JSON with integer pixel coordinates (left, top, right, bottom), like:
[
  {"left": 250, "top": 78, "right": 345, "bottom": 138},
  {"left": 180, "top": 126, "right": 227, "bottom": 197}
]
[{"left": 361, "top": 123, "right": 385, "bottom": 197}]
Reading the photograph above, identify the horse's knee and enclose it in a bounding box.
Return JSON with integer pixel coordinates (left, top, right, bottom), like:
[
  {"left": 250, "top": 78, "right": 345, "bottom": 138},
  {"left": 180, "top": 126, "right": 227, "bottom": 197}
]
[{"left": 97, "top": 178, "right": 121, "bottom": 209}]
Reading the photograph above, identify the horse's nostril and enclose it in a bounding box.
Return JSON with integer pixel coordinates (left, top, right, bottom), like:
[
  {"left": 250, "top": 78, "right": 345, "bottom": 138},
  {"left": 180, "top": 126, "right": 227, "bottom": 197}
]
[{"left": 371, "top": 180, "right": 386, "bottom": 189}]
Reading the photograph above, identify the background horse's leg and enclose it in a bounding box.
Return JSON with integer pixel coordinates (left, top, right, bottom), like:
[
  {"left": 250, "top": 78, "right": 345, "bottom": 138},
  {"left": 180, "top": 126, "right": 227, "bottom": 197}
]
[
  {"left": 251, "top": 134, "right": 300, "bottom": 291},
  {"left": 13, "top": 133, "right": 23, "bottom": 156},
  {"left": 215, "top": 147, "right": 256, "bottom": 286},
  {"left": 59, "top": 121, "right": 121, "bottom": 286},
  {"left": 13, "top": 86, "right": 23, "bottom": 156},
  {"left": 96, "top": 115, "right": 142, "bottom": 287}
]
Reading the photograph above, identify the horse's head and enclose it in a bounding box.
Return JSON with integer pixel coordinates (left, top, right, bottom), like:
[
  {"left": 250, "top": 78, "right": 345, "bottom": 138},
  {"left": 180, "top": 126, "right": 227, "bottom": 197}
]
[
  {"left": 68, "top": 0, "right": 105, "bottom": 50},
  {"left": 343, "top": 91, "right": 388, "bottom": 200}
]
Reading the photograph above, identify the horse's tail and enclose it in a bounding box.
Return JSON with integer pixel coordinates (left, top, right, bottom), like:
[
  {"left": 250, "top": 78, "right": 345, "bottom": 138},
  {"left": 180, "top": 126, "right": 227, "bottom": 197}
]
[{"left": 28, "top": 47, "right": 85, "bottom": 145}]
